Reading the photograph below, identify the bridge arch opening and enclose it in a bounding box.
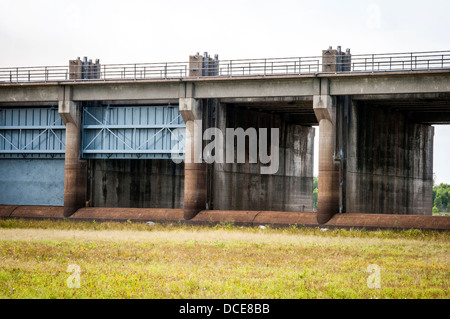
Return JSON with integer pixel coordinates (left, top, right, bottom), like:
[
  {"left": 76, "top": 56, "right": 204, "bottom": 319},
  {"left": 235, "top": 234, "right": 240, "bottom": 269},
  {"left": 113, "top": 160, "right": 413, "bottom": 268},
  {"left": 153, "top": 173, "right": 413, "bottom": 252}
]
[{"left": 432, "top": 125, "right": 450, "bottom": 215}]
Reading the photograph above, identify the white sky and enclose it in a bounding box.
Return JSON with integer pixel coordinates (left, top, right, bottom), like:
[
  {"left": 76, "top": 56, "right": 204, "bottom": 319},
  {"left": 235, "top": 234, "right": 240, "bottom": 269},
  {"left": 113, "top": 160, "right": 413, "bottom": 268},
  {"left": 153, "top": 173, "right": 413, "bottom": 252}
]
[{"left": 0, "top": 0, "right": 449, "bottom": 183}]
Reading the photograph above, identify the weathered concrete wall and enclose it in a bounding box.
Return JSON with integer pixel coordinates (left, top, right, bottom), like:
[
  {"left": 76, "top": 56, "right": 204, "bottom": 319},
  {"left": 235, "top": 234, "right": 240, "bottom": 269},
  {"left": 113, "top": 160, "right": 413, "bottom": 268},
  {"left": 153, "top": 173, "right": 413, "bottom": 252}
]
[
  {"left": 0, "top": 159, "right": 64, "bottom": 206},
  {"left": 88, "top": 159, "right": 184, "bottom": 208},
  {"left": 346, "top": 102, "right": 434, "bottom": 215},
  {"left": 211, "top": 104, "right": 315, "bottom": 211}
]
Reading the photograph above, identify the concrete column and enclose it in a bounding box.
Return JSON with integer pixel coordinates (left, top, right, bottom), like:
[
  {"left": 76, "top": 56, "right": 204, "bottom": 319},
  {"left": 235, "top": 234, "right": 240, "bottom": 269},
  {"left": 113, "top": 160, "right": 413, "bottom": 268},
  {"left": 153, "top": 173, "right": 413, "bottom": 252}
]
[
  {"left": 58, "top": 86, "right": 86, "bottom": 217},
  {"left": 179, "top": 97, "right": 206, "bottom": 220},
  {"left": 313, "top": 94, "right": 340, "bottom": 224}
]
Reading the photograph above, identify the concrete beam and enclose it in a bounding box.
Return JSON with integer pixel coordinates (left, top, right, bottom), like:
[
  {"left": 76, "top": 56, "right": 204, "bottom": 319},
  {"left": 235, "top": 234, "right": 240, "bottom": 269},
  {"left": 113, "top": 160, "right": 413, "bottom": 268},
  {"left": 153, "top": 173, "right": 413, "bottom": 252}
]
[
  {"left": 71, "top": 82, "right": 181, "bottom": 101},
  {"left": 2, "top": 71, "right": 449, "bottom": 104},
  {"left": 193, "top": 78, "right": 315, "bottom": 99},
  {"left": 0, "top": 85, "right": 59, "bottom": 103},
  {"left": 329, "top": 73, "right": 450, "bottom": 95},
  {"left": 58, "top": 86, "right": 78, "bottom": 125}
]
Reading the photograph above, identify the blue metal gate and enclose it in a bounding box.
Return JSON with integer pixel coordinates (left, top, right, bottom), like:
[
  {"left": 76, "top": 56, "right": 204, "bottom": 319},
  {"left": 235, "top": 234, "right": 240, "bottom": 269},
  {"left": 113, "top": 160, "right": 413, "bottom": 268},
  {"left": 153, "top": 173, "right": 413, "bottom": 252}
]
[
  {"left": 81, "top": 105, "right": 185, "bottom": 159},
  {"left": 0, "top": 107, "right": 65, "bottom": 205},
  {"left": 0, "top": 107, "right": 65, "bottom": 158}
]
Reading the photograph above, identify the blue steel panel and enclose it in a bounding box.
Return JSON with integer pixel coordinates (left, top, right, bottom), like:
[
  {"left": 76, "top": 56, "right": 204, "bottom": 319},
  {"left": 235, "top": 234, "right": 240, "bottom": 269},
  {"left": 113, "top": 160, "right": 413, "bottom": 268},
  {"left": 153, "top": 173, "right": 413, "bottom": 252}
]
[
  {"left": 0, "top": 159, "right": 65, "bottom": 205},
  {"left": 81, "top": 105, "right": 185, "bottom": 159},
  {"left": 0, "top": 107, "right": 65, "bottom": 158}
]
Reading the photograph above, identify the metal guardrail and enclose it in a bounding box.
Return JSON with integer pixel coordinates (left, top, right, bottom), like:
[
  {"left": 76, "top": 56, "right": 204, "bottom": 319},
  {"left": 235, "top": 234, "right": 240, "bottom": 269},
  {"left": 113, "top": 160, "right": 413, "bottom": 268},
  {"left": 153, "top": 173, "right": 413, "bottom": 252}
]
[{"left": 1, "top": 50, "right": 449, "bottom": 83}]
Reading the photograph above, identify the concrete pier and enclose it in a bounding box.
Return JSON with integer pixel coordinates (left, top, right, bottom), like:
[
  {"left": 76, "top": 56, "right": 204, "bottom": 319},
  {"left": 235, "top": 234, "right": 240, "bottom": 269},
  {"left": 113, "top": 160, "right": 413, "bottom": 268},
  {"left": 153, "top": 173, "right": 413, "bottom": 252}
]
[
  {"left": 313, "top": 93, "right": 340, "bottom": 224},
  {"left": 58, "top": 86, "right": 87, "bottom": 217},
  {"left": 179, "top": 97, "right": 207, "bottom": 220}
]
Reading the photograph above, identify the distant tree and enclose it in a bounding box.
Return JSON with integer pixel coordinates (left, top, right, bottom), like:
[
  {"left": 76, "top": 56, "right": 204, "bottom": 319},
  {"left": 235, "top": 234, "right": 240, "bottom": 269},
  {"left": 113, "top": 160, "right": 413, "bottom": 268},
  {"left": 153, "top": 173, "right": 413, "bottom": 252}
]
[
  {"left": 433, "top": 183, "right": 450, "bottom": 212},
  {"left": 313, "top": 176, "right": 318, "bottom": 210}
]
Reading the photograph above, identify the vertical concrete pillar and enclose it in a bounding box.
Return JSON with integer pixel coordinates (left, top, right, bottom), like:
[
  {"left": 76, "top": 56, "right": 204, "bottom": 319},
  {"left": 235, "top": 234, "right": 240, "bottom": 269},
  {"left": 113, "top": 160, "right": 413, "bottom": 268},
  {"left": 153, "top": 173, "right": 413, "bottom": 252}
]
[
  {"left": 179, "top": 97, "right": 206, "bottom": 220},
  {"left": 313, "top": 91, "right": 340, "bottom": 224},
  {"left": 58, "top": 86, "right": 86, "bottom": 217}
]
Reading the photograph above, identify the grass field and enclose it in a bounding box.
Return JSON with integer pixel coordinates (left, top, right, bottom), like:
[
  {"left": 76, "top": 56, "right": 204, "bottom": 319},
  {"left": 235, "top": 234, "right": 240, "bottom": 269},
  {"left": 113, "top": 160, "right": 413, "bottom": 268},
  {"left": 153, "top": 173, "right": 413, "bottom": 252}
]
[{"left": 0, "top": 218, "right": 448, "bottom": 299}]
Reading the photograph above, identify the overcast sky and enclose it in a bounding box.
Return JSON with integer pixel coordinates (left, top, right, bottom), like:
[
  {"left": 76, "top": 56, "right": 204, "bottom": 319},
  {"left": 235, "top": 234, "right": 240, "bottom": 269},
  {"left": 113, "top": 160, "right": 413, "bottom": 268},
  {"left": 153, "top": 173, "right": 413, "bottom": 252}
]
[{"left": 0, "top": 0, "right": 449, "bottom": 183}]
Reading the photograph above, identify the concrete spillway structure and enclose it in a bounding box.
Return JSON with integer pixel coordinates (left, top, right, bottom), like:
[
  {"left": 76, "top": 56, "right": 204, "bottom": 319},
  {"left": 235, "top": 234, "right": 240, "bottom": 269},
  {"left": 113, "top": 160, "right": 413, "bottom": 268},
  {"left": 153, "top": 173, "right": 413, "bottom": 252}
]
[{"left": 1, "top": 48, "right": 450, "bottom": 230}]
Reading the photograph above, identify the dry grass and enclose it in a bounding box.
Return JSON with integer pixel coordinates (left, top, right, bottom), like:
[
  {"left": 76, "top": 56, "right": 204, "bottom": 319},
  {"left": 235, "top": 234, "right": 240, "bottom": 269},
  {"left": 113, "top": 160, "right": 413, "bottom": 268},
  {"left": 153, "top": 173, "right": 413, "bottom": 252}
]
[{"left": 0, "top": 218, "right": 449, "bottom": 299}]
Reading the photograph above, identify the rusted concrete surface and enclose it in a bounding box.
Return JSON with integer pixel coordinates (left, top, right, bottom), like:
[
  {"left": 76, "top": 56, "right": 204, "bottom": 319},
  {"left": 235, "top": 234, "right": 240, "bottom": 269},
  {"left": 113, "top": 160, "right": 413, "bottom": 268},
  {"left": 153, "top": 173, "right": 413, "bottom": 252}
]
[
  {"left": 192, "top": 210, "right": 318, "bottom": 226},
  {"left": 1, "top": 205, "right": 449, "bottom": 230},
  {"left": 0, "top": 205, "right": 64, "bottom": 219},
  {"left": 0, "top": 205, "right": 18, "bottom": 217},
  {"left": 326, "top": 213, "right": 450, "bottom": 230},
  {"left": 69, "top": 207, "right": 184, "bottom": 221}
]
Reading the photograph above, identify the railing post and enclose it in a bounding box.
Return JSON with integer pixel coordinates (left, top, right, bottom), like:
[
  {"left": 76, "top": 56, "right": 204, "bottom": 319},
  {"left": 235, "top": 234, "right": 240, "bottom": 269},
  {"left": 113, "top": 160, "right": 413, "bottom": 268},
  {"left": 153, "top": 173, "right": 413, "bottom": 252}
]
[
  {"left": 134, "top": 64, "right": 137, "bottom": 80},
  {"left": 16, "top": 68, "right": 18, "bottom": 82},
  {"left": 298, "top": 57, "right": 301, "bottom": 74},
  {"left": 264, "top": 59, "right": 267, "bottom": 76},
  {"left": 410, "top": 52, "right": 413, "bottom": 71}
]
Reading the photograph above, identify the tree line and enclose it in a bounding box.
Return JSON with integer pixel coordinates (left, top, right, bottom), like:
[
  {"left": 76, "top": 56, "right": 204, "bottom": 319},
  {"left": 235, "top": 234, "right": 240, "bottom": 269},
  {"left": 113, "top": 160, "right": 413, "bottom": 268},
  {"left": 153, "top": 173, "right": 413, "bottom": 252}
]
[{"left": 433, "top": 183, "right": 450, "bottom": 213}]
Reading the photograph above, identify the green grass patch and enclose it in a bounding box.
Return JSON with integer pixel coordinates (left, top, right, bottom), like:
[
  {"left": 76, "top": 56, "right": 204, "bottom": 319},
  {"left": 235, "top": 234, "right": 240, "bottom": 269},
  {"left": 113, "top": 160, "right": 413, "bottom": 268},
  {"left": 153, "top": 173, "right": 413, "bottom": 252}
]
[{"left": 0, "top": 218, "right": 448, "bottom": 299}]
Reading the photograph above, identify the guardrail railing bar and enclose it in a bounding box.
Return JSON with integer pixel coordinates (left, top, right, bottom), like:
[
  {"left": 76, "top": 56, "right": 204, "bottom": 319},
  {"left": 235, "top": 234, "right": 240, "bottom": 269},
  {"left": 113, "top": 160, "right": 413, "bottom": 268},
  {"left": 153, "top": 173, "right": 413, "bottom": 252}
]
[{"left": 1, "top": 51, "right": 450, "bottom": 83}]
